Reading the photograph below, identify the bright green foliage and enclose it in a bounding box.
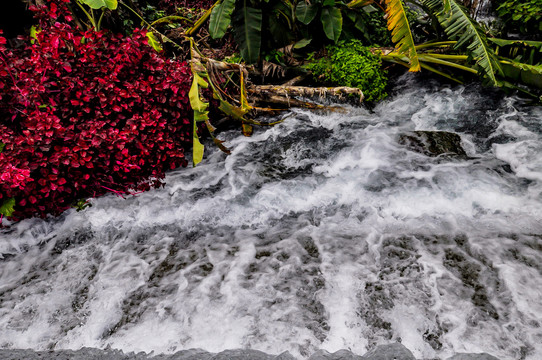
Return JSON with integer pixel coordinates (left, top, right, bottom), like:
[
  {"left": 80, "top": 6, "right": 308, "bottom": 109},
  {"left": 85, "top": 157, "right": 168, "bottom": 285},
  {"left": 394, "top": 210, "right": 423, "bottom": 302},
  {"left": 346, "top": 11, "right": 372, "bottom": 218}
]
[
  {"left": 307, "top": 40, "right": 388, "bottom": 102},
  {"left": 0, "top": 198, "right": 16, "bottom": 217},
  {"left": 80, "top": 0, "right": 118, "bottom": 10},
  {"left": 74, "top": 199, "right": 92, "bottom": 212},
  {"left": 497, "top": 0, "right": 542, "bottom": 35},
  {"left": 146, "top": 32, "right": 163, "bottom": 52},
  {"left": 189, "top": 68, "right": 209, "bottom": 166}
]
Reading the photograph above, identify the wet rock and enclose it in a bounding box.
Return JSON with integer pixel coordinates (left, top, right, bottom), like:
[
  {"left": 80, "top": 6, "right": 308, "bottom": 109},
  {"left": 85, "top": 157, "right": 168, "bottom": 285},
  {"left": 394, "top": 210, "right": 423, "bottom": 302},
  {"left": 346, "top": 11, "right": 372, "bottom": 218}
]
[
  {"left": 206, "top": 349, "right": 296, "bottom": 360},
  {"left": 443, "top": 249, "right": 499, "bottom": 321},
  {"left": 398, "top": 131, "right": 467, "bottom": 157},
  {"left": 446, "top": 353, "right": 500, "bottom": 360},
  {"left": 0, "top": 349, "right": 296, "bottom": 360},
  {"left": 0, "top": 347, "right": 505, "bottom": 360},
  {"left": 308, "top": 349, "right": 364, "bottom": 360},
  {"left": 154, "top": 349, "right": 213, "bottom": 360},
  {"left": 360, "top": 343, "right": 416, "bottom": 360},
  {"left": 0, "top": 348, "right": 149, "bottom": 360}
]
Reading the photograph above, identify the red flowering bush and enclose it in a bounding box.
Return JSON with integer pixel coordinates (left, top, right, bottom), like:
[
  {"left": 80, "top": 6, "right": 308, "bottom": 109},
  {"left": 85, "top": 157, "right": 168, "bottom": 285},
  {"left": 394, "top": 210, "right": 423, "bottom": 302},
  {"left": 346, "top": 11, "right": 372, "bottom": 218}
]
[{"left": 0, "top": 0, "right": 194, "bottom": 220}]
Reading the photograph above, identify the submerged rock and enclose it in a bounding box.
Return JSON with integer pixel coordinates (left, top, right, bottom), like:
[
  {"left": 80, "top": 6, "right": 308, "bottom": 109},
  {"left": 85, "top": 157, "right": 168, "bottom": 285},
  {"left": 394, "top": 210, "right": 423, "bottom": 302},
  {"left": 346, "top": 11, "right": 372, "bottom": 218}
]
[
  {"left": 447, "top": 353, "right": 500, "bottom": 360},
  {"left": 0, "top": 345, "right": 422, "bottom": 360},
  {"left": 0, "top": 348, "right": 295, "bottom": 360},
  {"left": 398, "top": 131, "right": 467, "bottom": 157},
  {"left": 361, "top": 343, "right": 416, "bottom": 360},
  {"left": 308, "top": 349, "right": 363, "bottom": 360}
]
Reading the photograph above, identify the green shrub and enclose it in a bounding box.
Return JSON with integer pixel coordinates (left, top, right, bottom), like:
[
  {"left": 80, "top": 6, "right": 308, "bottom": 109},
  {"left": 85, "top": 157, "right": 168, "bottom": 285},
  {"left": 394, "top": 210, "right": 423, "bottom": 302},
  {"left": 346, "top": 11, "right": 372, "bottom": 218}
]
[
  {"left": 307, "top": 40, "right": 388, "bottom": 102},
  {"left": 497, "top": 0, "right": 542, "bottom": 37}
]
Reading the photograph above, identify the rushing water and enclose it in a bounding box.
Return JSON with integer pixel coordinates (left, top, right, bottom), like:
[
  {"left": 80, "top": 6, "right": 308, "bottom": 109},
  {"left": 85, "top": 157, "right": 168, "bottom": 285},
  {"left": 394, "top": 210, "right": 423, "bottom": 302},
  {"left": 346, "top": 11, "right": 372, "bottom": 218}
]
[{"left": 1, "top": 76, "right": 542, "bottom": 360}]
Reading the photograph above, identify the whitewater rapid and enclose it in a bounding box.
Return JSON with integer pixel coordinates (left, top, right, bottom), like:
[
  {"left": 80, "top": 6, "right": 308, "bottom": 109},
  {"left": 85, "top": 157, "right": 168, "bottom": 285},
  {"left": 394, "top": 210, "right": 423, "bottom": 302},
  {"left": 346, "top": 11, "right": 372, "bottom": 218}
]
[{"left": 1, "top": 76, "right": 541, "bottom": 359}]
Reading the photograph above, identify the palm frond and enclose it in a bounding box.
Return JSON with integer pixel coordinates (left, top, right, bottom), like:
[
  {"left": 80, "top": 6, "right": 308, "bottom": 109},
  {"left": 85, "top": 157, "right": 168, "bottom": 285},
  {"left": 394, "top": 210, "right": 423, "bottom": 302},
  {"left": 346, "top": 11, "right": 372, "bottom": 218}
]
[
  {"left": 385, "top": 0, "right": 420, "bottom": 72},
  {"left": 424, "top": 0, "right": 501, "bottom": 85}
]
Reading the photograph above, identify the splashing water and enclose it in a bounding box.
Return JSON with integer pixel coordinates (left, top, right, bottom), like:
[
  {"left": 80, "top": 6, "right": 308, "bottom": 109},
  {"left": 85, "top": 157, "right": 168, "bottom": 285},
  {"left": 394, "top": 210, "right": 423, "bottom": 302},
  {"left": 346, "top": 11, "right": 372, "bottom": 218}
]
[{"left": 1, "top": 77, "right": 542, "bottom": 359}]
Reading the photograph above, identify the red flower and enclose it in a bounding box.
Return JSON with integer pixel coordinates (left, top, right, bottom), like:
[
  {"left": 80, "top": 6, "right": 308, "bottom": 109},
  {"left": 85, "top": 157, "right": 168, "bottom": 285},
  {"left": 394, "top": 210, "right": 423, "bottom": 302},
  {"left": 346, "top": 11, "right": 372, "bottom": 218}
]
[{"left": 0, "top": 1, "right": 194, "bottom": 220}]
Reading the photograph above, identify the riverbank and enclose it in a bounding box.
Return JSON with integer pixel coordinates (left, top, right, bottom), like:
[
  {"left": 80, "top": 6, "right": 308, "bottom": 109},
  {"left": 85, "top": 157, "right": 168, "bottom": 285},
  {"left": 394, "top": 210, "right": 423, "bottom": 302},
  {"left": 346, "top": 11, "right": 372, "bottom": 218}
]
[{"left": 0, "top": 344, "right": 500, "bottom": 360}]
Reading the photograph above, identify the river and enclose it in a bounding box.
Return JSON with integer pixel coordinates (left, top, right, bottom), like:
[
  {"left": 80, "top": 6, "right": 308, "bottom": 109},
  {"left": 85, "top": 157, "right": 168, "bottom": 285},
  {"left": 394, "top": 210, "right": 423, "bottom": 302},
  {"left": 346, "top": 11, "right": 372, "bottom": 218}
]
[{"left": 1, "top": 75, "right": 541, "bottom": 359}]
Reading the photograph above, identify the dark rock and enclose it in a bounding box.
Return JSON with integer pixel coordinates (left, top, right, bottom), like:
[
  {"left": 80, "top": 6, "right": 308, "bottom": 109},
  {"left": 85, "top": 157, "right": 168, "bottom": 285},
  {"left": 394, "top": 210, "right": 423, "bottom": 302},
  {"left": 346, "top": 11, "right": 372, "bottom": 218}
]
[
  {"left": 308, "top": 349, "right": 364, "bottom": 360},
  {"left": 155, "top": 349, "right": 214, "bottom": 360},
  {"left": 208, "top": 349, "right": 296, "bottom": 360},
  {"left": 360, "top": 343, "right": 416, "bottom": 360},
  {"left": 446, "top": 353, "right": 500, "bottom": 360},
  {"left": 0, "top": 346, "right": 503, "bottom": 360},
  {"left": 398, "top": 131, "right": 467, "bottom": 157},
  {"left": 0, "top": 349, "right": 296, "bottom": 360}
]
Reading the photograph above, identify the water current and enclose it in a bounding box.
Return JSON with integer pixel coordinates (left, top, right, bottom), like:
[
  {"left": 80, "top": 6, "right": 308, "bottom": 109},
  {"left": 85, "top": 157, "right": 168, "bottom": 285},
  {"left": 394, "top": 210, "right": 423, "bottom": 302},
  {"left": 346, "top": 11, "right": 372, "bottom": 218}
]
[{"left": 1, "top": 76, "right": 542, "bottom": 359}]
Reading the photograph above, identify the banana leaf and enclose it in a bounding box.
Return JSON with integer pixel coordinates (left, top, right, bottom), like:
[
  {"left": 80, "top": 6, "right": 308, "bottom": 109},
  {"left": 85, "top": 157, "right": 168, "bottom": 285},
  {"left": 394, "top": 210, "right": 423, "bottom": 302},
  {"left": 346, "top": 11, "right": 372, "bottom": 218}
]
[
  {"left": 79, "top": 0, "right": 117, "bottom": 10},
  {"left": 500, "top": 60, "right": 542, "bottom": 89},
  {"left": 489, "top": 38, "right": 542, "bottom": 51},
  {"left": 209, "top": 0, "right": 236, "bottom": 39},
  {"left": 321, "top": 7, "right": 343, "bottom": 42},
  {"left": 295, "top": 2, "right": 319, "bottom": 25},
  {"left": 385, "top": 0, "right": 420, "bottom": 71},
  {"left": 424, "top": 0, "right": 501, "bottom": 85},
  {"left": 232, "top": 2, "right": 262, "bottom": 64}
]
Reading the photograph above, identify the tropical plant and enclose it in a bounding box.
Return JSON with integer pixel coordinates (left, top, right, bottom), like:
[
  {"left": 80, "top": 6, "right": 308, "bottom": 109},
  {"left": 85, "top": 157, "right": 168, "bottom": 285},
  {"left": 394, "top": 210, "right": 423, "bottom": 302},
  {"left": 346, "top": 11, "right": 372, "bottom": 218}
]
[
  {"left": 307, "top": 40, "right": 388, "bottom": 101},
  {"left": 205, "top": 0, "right": 391, "bottom": 64},
  {"left": 74, "top": 0, "right": 118, "bottom": 31},
  {"left": 496, "top": 0, "right": 542, "bottom": 37},
  {"left": 384, "top": 0, "right": 420, "bottom": 71}
]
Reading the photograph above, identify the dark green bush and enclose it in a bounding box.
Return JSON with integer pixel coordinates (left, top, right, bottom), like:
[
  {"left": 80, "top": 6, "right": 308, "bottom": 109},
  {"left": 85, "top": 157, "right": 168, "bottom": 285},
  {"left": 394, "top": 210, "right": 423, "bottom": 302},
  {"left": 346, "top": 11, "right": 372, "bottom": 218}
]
[
  {"left": 307, "top": 40, "right": 388, "bottom": 102},
  {"left": 496, "top": 0, "right": 542, "bottom": 38}
]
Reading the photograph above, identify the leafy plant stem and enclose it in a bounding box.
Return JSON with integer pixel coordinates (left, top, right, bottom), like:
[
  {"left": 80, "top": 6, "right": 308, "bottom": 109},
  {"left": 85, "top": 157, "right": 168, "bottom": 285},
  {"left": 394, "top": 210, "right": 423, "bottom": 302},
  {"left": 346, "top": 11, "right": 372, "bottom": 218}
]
[
  {"left": 422, "top": 53, "right": 469, "bottom": 60},
  {"left": 119, "top": 1, "right": 184, "bottom": 50},
  {"left": 97, "top": 9, "right": 105, "bottom": 31},
  {"left": 415, "top": 41, "right": 457, "bottom": 50},
  {"left": 419, "top": 62, "right": 464, "bottom": 83},
  {"left": 76, "top": 0, "right": 97, "bottom": 30},
  {"left": 418, "top": 54, "right": 478, "bottom": 74},
  {"left": 187, "top": 0, "right": 221, "bottom": 37}
]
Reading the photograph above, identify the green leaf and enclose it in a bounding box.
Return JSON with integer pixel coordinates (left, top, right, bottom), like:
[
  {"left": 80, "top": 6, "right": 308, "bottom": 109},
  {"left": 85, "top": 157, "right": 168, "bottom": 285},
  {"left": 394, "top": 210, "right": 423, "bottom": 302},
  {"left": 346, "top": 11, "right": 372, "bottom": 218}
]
[
  {"left": 79, "top": 0, "right": 117, "bottom": 10},
  {"left": 385, "top": 0, "right": 420, "bottom": 71},
  {"left": 424, "top": 0, "right": 501, "bottom": 85},
  {"left": 0, "top": 198, "right": 15, "bottom": 217},
  {"left": 295, "top": 2, "right": 319, "bottom": 25},
  {"left": 362, "top": 4, "right": 378, "bottom": 12},
  {"left": 321, "top": 8, "right": 343, "bottom": 42},
  {"left": 347, "top": 0, "right": 373, "bottom": 8},
  {"left": 233, "top": 3, "right": 262, "bottom": 64},
  {"left": 189, "top": 73, "right": 209, "bottom": 113},
  {"left": 30, "top": 26, "right": 40, "bottom": 44},
  {"left": 503, "top": 61, "right": 542, "bottom": 75},
  {"left": 189, "top": 72, "right": 208, "bottom": 166},
  {"left": 146, "top": 32, "right": 163, "bottom": 52},
  {"left": 192, "top": 121, "right": 205, "bottom": 166},
  {"left": 488, "top": 38, "right": 542, "bottom": 51},
  {"left": 209, "top": 0, "right": 236, "bottom": 39},
  {"left": 294, "top": 38, "right": 312, "bottom": 49},
  {"left": 0, "top": 143, "right": 5, "bottom": 153},
  {"left": 500, "top": 60, "right": 542, "bottom": 89},
  {"left": 150, "top": 15, "right": 189, "bottom": 27}
]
